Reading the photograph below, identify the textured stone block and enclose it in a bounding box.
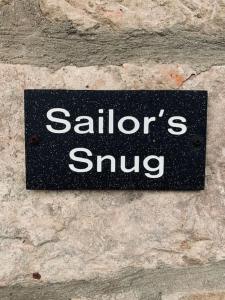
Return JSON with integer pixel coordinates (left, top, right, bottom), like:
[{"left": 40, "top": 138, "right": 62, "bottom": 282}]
[
  {"left": 0, "top": 1, "right": 224, "bottom": 299},
  {"left": 164, "top": 291, "right": 225, "bottom": 300},
  {"left": 1, "top": 1, "right": 225, "bottom": 69},
  {"left": 39, "top": 0, "right": 225, "bottom": 33},
  {"left": 0, "top": 63, "right": 225, "bottom": 290}
]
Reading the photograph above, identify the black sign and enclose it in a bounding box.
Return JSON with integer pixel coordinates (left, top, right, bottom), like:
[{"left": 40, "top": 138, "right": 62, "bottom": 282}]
[{"left": 25, "top": 90, "right": 207, "bottom": 190}]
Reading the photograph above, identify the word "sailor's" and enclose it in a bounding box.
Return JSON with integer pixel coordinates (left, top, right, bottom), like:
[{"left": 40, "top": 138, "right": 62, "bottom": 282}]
[{"left": 46, "top": 108, "right": 187, "bottom": 136}]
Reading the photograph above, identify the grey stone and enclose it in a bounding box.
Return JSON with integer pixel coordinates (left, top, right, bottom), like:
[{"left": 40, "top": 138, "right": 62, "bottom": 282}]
[
  {"left": 0, "top": 1, "right": 225, "bottom": 69},
  {"left": 0, "top": 261, "right": 225, "bottom": 299}
]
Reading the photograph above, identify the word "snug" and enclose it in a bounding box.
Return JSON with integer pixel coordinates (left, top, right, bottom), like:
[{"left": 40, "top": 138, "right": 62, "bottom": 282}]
[{"left": 69, "top": 148, "right": 164, "bottom": 179}]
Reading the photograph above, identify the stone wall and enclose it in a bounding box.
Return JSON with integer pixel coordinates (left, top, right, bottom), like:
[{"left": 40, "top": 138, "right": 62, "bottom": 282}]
[{"left": 0, "top": 1, "right": 225, "bottom": 299}]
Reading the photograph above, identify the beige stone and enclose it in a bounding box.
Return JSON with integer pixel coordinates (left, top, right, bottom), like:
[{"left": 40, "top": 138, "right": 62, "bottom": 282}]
[
  {"left": 164, "top": 291, "right": 225, "bottom": 300},
  {"left": 0, "top": 0, "right": 11, "bottom": 6},
  {"left": 0, "top": 1, "right": 225, "bottom": 299},
  {"left": 39, "top": 0, "right": 98, "bottom": 30},
  {"left": 1, "top": 1, "right": 225, "bottom": 71},
  {"left": 72, "top": 291, "right": 138, "bottom": 300},
  {"left": 39, "top": 0, "right": 225, "bottom": 32},
  {"left": 0, "top": 62, "right": 225, "bottom": 289}
]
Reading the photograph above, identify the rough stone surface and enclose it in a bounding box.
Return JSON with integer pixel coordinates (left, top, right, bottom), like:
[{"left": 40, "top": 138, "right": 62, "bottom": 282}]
[
  {"left": 182, "top": 292, "right": 225, "bottom": 300},
  {"left": 0, "top": 0, "right": 225, "bottom": 69},
  {"left": 0, "top": 62, "right": 225, "bottom": 299},
  {"left": 39, "top": 0, "right": 225, "bottom": 32},
  {"left": 1, "top": 260, "right": 225, "bottom": 299},
  {"left": 164, "top": 291, "right": 225, "bottom": 300},
  {"left": 1, "top": 0, "right": 225, "bottom": 299}
]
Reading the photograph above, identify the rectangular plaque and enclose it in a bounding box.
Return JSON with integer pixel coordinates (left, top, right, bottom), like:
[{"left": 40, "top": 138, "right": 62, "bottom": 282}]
[{"left": 25, "top": 90, "right": 207, "bottom": 190}]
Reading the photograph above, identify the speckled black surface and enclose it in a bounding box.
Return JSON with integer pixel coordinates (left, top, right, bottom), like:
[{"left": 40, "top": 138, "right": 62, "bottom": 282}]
[{"left": 24, "top": 90, "right": 207, "bottom": 190}]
